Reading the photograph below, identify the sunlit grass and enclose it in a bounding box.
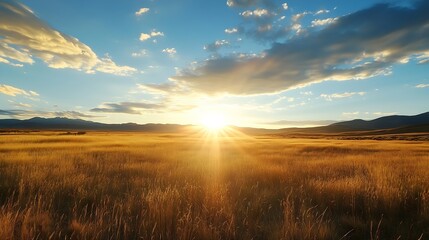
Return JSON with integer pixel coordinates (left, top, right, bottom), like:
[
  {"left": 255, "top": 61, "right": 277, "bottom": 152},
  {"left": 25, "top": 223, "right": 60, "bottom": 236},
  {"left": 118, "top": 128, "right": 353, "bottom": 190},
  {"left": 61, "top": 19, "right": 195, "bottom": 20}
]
[{"left": 0, "top": 131, "right": 428, "bottom": 239}]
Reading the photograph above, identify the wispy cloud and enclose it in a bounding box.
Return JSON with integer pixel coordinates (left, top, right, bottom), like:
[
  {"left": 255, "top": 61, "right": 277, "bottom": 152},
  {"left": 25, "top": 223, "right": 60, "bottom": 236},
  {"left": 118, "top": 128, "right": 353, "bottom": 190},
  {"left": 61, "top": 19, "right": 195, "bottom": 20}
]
[
  {"left": 415, "top": 83, "right": 429, "bottom": 88},
  {"left": 162, "top": 48, "right": 177, "bottom": 56},
  {"left": 225, "top": 28, "right": 239, "bottom": 34},
  {"left": 315, "top": 9, "right": 330, "bottom": 15},
  {"left": 91, "top": 99, "right": 195, "bottom": 115},
  {"left": 135, "top": 8, "right": 150, "bottom": 16},
  {"left": 0, "top": 109, "right": 97, "bottom": 118},
  {"left": 291, "top": 11, "right": 311, "bottom": 22},
  {"left": 240, "top": 9, "right": 272, "bottom": 18},
  {"left": 311, "top": 17, "right": 338, "bottom": 27},
  {"left": 204, "top": 40, "right": 230, "bottom": 52},
  {"left": 0, "top": 84, "right": 39, "bottom": 97},
  {"left": 131, "top": 49, "right": 148, "bottom": 57},
  {"left": 171, "top": 1, "right": 429, "bottom": 95},
  {"left": 0, "top": 1, "right": 136, "bottom": 76},
  {"left": 320, "top": 92, "right": 365, "bottom": 101},
  {"left": 137, "top": 83, "right": 188, "bottom": 96},
  {"left": 7, "top": 100, "right": 32, "bottom": 108},
  {"left": 96, "top": 56, "right": 138, "bottom": 76},
  {"left": 373, "top": 112, "right": 397, "bottom": 116},
  {"left": 91, "top": 102, "right": 165, "bottom": 114},
  {"left": 342, "top": 111, "right": 360, "bottom": 117}
]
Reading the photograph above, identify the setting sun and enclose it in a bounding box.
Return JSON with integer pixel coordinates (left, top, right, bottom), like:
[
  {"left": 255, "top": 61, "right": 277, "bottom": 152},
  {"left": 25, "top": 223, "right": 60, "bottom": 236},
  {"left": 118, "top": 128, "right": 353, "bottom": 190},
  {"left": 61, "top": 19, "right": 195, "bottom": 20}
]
[{"left": 200, "top": 112, "right": 227, "bottom": 131}]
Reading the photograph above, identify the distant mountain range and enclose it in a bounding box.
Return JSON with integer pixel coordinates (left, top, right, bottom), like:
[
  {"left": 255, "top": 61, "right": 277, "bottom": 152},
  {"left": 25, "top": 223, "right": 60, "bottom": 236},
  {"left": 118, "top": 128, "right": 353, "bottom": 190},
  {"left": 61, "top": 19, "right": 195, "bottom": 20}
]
[
  {"left": 0, "top": 117, "right": 190, "bottom": 132},
  {"left": 0, "top": 112, "right": 428, "bottom": 135},
  {"left": 275, "top": 112, "right": 429, "bottom": 135}
]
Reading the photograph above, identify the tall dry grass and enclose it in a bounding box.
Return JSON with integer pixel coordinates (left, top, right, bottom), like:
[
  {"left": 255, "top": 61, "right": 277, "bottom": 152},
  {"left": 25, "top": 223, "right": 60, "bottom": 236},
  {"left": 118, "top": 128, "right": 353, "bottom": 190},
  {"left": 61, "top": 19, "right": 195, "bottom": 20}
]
[{"left": 0, "top": 131, "right": 428, "bottom": 239}]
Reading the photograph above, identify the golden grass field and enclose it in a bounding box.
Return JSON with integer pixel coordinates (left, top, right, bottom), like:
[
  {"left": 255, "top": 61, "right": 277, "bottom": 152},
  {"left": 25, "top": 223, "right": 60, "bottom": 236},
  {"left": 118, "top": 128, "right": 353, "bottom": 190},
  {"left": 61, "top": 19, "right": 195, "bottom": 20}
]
[{"left": 0, "top": 129, "right": 428, "bottom": 239}]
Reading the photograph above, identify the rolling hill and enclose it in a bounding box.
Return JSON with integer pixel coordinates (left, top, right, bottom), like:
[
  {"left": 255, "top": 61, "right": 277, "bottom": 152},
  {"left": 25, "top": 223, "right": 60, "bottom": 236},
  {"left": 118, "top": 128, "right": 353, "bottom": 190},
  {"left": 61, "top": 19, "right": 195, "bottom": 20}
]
[
  {"left": 0, "top": 117, "right": 190, "bottom": 132},
  {"left": 0, "top": 112, "right": 428, "bottom": 135}
]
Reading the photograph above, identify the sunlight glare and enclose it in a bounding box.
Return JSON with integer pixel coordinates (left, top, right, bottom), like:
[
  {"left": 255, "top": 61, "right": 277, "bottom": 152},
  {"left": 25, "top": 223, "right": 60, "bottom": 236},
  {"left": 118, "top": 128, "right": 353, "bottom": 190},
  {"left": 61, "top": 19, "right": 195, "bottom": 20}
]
[{"left": 200, "top": 112, "right": 227, "bottom": 131}]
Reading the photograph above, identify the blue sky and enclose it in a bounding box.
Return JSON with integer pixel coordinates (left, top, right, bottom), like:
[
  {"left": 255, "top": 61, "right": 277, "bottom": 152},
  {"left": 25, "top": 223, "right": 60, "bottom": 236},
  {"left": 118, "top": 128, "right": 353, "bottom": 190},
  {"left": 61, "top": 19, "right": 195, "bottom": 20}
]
[{"left": 0, "top": 0, "right": 428, "bottom": 128}]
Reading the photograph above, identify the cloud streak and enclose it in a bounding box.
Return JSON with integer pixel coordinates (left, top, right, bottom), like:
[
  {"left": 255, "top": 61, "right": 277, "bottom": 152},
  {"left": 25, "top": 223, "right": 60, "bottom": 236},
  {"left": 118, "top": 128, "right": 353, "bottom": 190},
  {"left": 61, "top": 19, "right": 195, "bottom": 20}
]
[
  {"left": 311, "top": 18, "right": 338, "bottom": 27},
  {"left": 0, "top": 109, "right": 97, "bottom": 118},
  {"left": 0, "top": 84, "right": 39, "bottom": 97},
  {"left": 172, "top": 1, "right": 429, "bottom": 95},
  {"left": 416, "top": 83, "right": 429, "bottom": 88},
  {"left": 91, "top": 102, "right": 166, "bottom": 114},
  {"left": 0, "top": 1, "right": 135, "bottom": 76},
  {"left": 91, "top": 100, "right": 195, "bottom": 115},
  {"left": 320, "top": 92, "right": 366, "bottom": 101}
]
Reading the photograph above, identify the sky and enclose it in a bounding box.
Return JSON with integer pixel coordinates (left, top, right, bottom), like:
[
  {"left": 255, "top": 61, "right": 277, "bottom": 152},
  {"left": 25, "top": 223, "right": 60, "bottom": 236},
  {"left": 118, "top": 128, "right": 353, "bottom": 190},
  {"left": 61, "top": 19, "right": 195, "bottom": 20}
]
[{"left": 0, "top": 0, "right": 428, "bottom": 128}]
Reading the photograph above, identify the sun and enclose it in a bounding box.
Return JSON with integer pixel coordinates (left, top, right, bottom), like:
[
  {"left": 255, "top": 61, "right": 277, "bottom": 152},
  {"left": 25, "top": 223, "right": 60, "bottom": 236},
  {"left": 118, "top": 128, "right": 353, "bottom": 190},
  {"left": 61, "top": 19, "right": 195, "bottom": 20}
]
[{"left": 200, "top": 112, "right": 227, "bottom": 131}]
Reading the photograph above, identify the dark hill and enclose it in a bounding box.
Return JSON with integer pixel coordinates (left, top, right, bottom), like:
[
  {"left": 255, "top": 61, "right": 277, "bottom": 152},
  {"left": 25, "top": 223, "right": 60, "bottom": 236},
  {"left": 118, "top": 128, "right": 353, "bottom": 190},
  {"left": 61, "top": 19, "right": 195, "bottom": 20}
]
[
  {"left": 274, "top": 112, "right": 429, "bottom": 134},
  {"left": 328, "top": 112, "right": 429, "bottom": 131},
  {"left": 0, "top": 117, "right": 189, "bottom": 132}
]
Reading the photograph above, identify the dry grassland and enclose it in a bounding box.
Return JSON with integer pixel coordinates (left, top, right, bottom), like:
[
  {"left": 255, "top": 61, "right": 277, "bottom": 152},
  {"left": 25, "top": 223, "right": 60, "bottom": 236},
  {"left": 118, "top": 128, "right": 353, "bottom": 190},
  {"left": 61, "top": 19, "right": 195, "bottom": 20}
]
[{"left": 0, "top": 130, "right": 428, "bottom": 239}]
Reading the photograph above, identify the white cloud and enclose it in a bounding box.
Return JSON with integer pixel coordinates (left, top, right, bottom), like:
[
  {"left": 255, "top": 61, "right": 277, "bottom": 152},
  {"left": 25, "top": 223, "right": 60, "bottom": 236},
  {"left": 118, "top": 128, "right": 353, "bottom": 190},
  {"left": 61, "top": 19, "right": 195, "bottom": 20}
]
[
  {"left": 139, "top": 31, "right": 164, "bottom": 42},
  {"left": 225, "top": 28, "right": 238, "bottom": 34},
  {"left": 132, "top": 49, "right": 148, "bottom": 57},
  {"left": 320, "top": 92, "right": 366, "bottom": 101},
  {"left": 241, "top": 8, "right": 271, "bottom": 17},
  {"left": 282, "top": 3, "right": 288, "bottom": 10},
  {"left": 311, "top": 17, "right": 338, "bottom": 27},
  {"left": 292, "top": 11, "right": 310, "bottom": 22},
  {"left": 0, "top": 42, "right": 33, "bottom": 66},
  {"left": 315, "top": 9, "right": 330, "bottom": 15},
  {"left": 0, "top": 84, "right": 39, "bottom": 97},
  {"left": 162, "top": 48, "right": 177, "bottom": 56},
  {"left": 0, "top": 1, "right": 135, "bottom": 76},
  {"left": 96, "top": 57, "right": 137, "bottom": 76},
  {"left": 150, "top": 31, "right": 164, "bottom": 37},
  {"left": 135, "top": 8, "right": 150, "bottom": 16},
  {"left": 416, "top": 83, "right": 429, "bottom": 88},
  {"left": 139, "top": 33, "right": 151, "bottom": 41},
  {"left": 0, "top": 57, "right": 24, "bottom": 67}
]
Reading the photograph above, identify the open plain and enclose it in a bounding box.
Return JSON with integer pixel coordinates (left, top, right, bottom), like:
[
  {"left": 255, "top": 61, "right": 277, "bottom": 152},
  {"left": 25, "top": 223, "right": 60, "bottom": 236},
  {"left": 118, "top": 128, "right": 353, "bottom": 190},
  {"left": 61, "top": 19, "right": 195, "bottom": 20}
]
[{"left": 0, "top": 130, "right": 428, "bottom": 239}]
